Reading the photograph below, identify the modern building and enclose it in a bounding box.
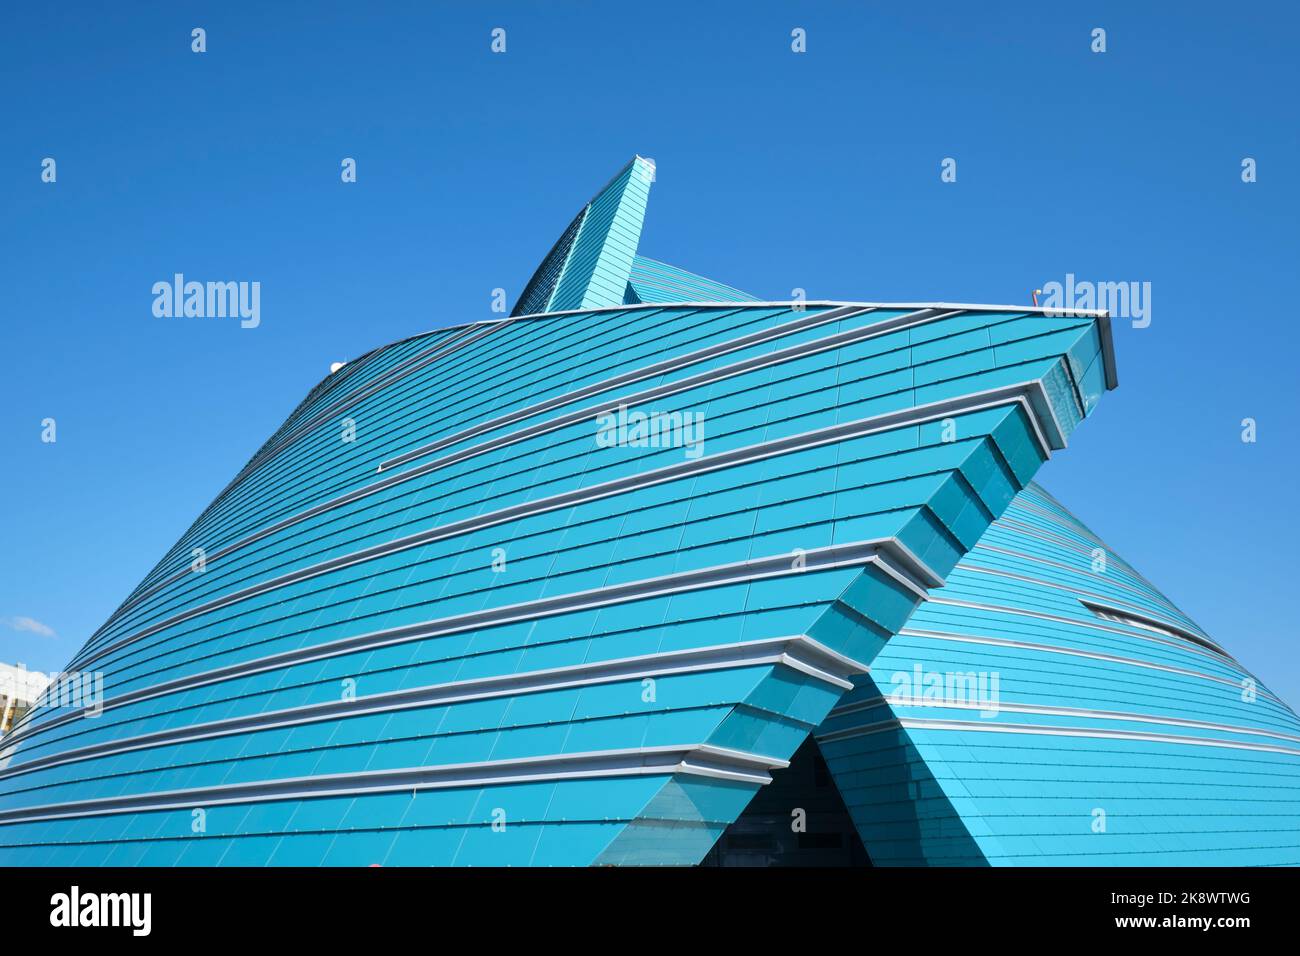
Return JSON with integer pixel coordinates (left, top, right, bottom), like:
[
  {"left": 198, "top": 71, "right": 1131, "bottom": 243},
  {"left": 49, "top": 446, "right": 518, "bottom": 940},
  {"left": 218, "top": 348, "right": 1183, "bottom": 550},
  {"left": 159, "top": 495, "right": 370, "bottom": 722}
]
[{"left": 1, "top": 157, "right": 1297, "bottom": 866}]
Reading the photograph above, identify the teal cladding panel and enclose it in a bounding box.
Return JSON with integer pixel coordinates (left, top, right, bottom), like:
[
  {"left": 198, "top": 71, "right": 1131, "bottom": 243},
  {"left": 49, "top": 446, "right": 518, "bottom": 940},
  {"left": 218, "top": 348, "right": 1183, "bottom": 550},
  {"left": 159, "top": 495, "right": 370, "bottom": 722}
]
[{"left": 625, "top": 255, "right": 755, "bottom": 304}]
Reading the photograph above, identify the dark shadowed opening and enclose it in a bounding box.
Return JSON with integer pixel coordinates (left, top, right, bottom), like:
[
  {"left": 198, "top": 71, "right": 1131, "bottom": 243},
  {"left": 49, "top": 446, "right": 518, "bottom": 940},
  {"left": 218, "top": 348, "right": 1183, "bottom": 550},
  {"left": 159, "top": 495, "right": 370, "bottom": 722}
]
[{"left": 699, "top": 736, "right": 871, "bottom": 867}]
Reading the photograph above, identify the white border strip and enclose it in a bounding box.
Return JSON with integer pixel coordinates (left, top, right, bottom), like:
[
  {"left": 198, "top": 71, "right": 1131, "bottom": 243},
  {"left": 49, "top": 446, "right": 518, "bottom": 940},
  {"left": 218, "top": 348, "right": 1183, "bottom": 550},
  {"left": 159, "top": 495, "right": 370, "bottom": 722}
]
[
  {"left": 93, "top": 305, "right": 886, "bottom": 629},
  {"left": 895, "top": 628, "right": 1282, "bottom": 703},
  {"left": 73, "top": 381, "right": 1039, "bottom": 672},
  {"left": 817, "top": 715, "right": 1300, "bottom": 758},
  {"left": 923, "top": 595, "right": 1235, "bottom": 665},
  {"left": 2, "top": 636, "right": 866, "bottom": 782},
  {"left": 0, "top": 744, "right": 791, "bottom": 828},
  {"left": 12, "top": 539, "right": 924, "bottom": 751},
  {"left": 825, "top": 695, "right": 1300, "bottom": 746}
]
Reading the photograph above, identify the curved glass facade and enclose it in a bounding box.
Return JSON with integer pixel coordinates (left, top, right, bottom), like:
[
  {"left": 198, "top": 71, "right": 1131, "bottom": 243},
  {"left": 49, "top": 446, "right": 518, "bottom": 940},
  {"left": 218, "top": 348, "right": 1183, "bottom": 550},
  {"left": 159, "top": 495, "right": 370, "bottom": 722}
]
[
  {"left": 819, "top": 482, "right": 1300, "bottom": 865},
  {"left": 1, "top": 159, "right": 1294, "bottom": 867}
]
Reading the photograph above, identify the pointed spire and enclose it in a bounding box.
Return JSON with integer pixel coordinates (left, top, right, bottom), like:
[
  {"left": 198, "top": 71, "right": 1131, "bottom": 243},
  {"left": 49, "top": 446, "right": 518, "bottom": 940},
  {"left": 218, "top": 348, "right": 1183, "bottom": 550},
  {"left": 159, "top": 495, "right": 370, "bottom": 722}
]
[{"left": 511, "top": 156, "right": 655, "bottom": 316}]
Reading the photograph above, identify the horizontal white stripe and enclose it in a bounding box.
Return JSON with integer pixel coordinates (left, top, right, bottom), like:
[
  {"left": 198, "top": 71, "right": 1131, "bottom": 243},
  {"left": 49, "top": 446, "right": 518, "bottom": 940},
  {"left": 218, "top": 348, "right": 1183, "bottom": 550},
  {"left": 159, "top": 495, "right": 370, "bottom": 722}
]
[
  {"left": 895, "top": 628, "right": 1283, "bottom": 704},
  {"left": 923, "top": 595, "right": 1233, "bottom": 664},
  {"left": 75, "top": 382, "right": 1035, "bottom": 673},
  {"left": 86, "top": 310, "right": 1091, "bottom": 665},
  {"left": 90, "top": 324, "right": 502, "bottom": 635},
  {"left": 898, "top": 717, "right": 1300, "bottom": 758},
  {"left": 0, "top": 744, "right": 791, "bottom": 827},
  {"left": 952, "top": 562, "right": 1203, "bottom": 646},
  {"left": 827, "top": 694, "right": 1300, "bottom": 746},
  {"left": 964, "top": 542, "right": 1187, "bottom": 622},
  {"left": 2, "top": 635, "right": 867, "bottom": 782},
  {"left": 10, "top": 539, "right": 915, "bottom": 752},
  {"left": 94, "top": 306, "right": 895, "bottom": 636},
  {"left": 379, "top": 304, "right": 883, "bottom": 471},
  {"left": 819, "top": 715, "right": 1300, "bottom": 757},
  {"left": 426, "top": 300, "right": 1112, "bottom": 335},
  {"left": 426, "top": 302, "right": 1115, "bottom": 391}
]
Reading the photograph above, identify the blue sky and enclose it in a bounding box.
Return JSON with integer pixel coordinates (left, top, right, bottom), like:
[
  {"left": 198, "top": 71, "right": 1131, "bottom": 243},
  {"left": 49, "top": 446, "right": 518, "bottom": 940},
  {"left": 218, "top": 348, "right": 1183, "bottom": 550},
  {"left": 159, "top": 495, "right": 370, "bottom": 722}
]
[{"left": 3, "top": 2, "right": 1298, "bottom": 709}]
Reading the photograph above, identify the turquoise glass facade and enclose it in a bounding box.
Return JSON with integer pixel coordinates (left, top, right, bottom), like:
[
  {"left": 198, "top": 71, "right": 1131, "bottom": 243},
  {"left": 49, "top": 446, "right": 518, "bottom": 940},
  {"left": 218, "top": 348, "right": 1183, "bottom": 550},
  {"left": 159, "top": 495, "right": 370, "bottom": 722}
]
[
  {"left": 1, "top": 159, "right": 1295, "bottom": 866},
  {"left": 819, "top": 482, "right": 1300, "bottom": 865}
]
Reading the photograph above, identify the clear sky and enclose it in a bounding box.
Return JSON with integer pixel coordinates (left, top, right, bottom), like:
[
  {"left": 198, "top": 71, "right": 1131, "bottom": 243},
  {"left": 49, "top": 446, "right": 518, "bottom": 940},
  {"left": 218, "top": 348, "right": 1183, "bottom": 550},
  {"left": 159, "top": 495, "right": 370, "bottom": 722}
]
[{"left": 3, "top": 2, "right": 1297, "bottom": 709}]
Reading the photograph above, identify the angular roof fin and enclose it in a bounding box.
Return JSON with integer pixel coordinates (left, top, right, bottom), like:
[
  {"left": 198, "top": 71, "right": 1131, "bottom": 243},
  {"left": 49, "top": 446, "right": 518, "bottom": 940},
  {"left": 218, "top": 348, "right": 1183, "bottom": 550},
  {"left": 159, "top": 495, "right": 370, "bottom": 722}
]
[{"left": 511, "top": 156, "right": 655, "bottom": 316}]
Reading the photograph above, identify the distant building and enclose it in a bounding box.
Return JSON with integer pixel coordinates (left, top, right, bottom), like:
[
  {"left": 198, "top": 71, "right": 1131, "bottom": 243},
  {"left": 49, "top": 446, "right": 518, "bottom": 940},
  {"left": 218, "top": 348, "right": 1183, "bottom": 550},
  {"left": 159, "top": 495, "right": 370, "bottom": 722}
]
[{"left": 0, "top": 663, "right": 51, "bottom": 736}]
